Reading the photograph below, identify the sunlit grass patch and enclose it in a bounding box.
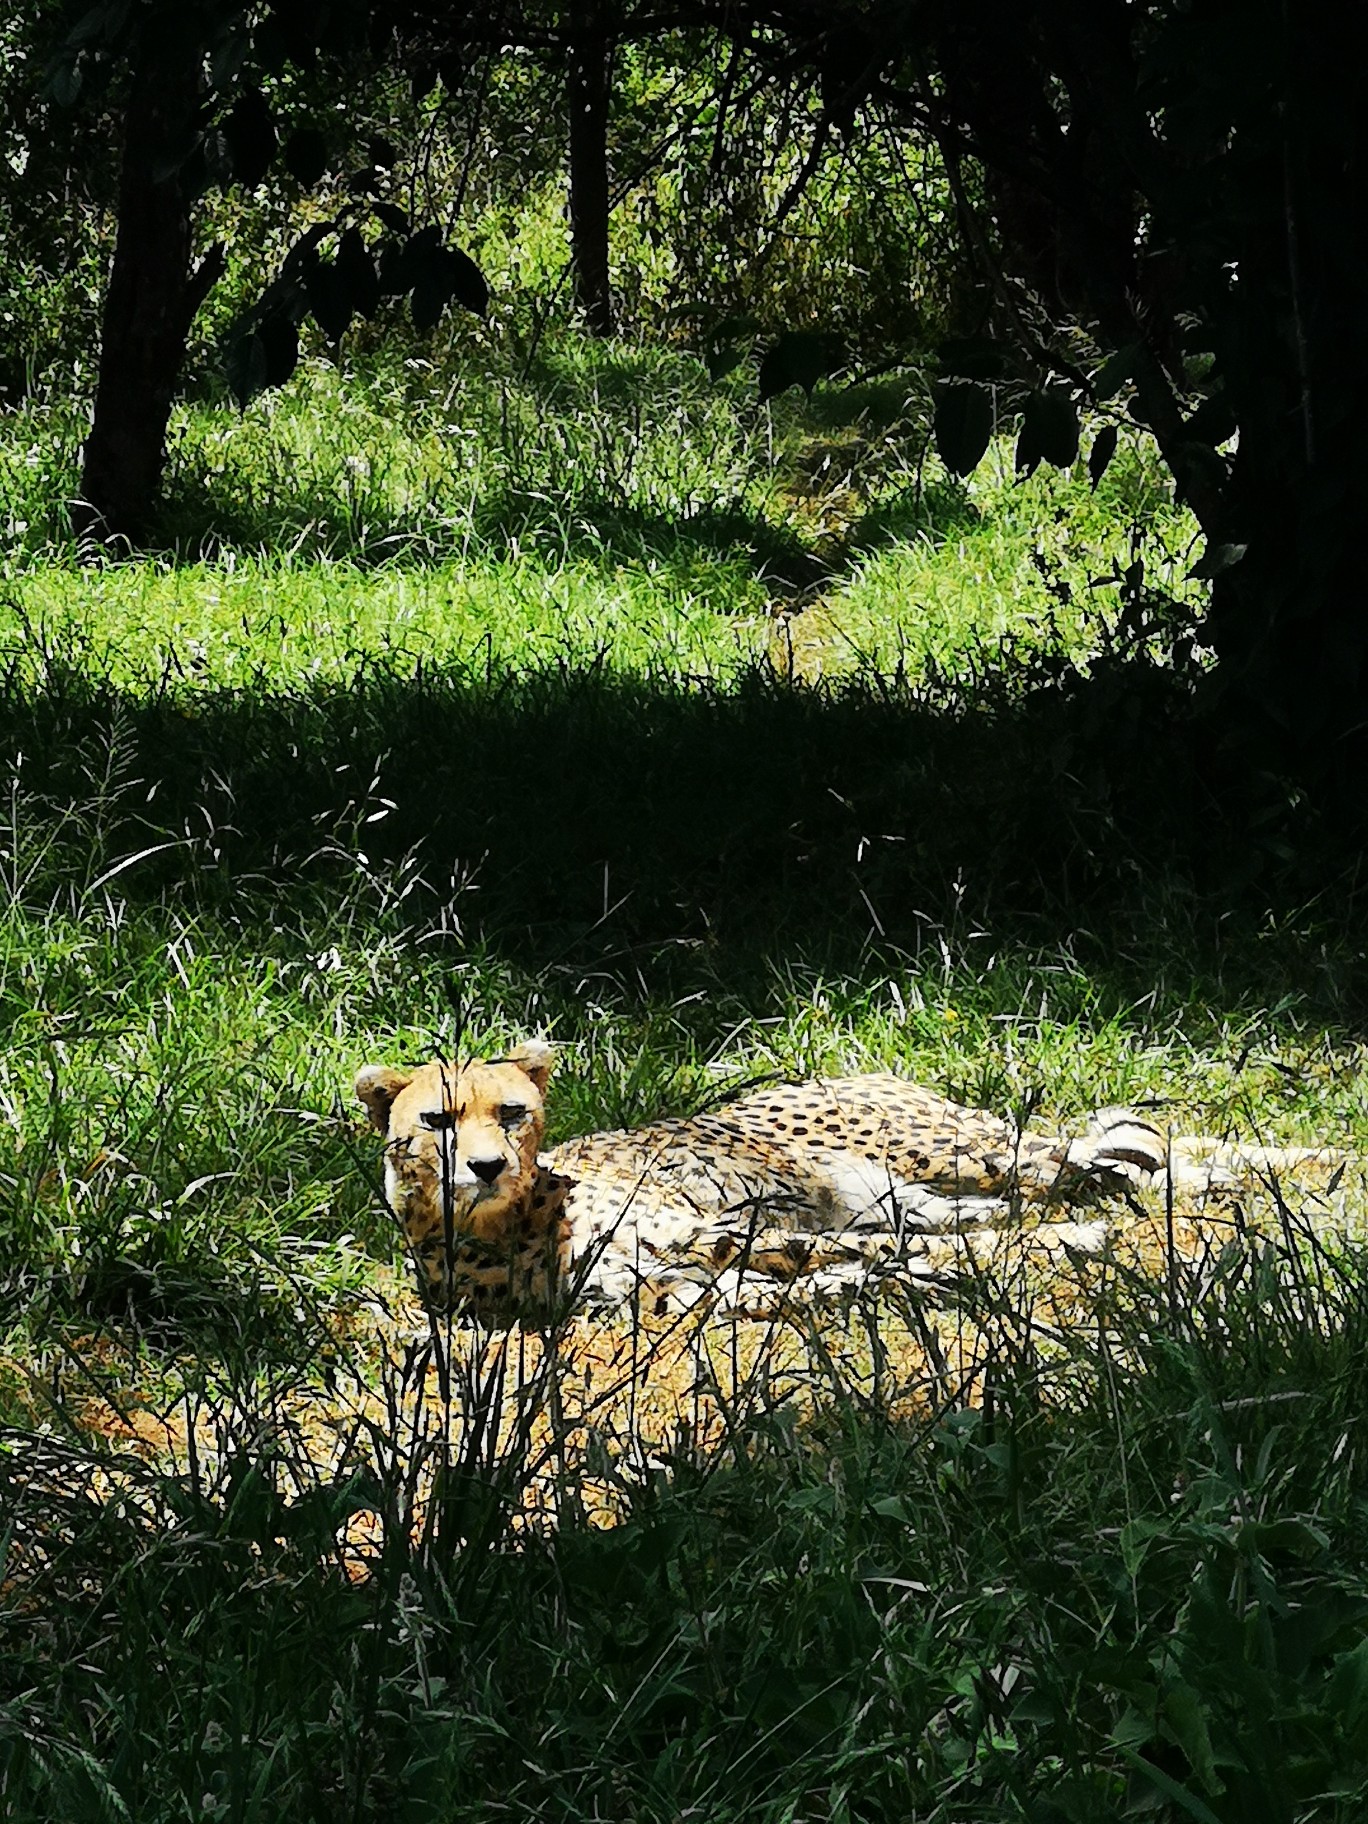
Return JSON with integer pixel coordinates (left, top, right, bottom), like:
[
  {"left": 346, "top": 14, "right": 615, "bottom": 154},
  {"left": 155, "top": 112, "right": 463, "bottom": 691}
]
[{"left": 4, "top": 552, "right": 769, "bottom": 689}]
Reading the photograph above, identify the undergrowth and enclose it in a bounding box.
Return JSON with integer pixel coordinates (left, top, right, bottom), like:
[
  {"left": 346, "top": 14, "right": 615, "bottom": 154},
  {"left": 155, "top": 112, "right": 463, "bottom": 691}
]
[
  {"left": 3, "top": 335, "right": 1368, "bottom": 1822},
  {"left": 7, "top": 1220, "right": 1368, "bottom": 1821}
]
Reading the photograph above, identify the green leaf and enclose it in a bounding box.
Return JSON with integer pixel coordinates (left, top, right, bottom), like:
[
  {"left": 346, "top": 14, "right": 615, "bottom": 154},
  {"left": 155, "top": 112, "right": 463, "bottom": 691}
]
[
  {"left": 207, "top": 29, "right": 247, "bottom": 94},
  {"left": 201, "top": 127, "right": 232, "bottom": 191},
  {"left": 277, "top": 221, "right": 332, "bottom": 283},
  {"left": 934, "top": 383, "right": 994, "bottom": 477},
  {"left": 701, "top": 314, "right": 758, "bottom": 381},
  {"left": 252, "top": 14, "right": 288, "bottom": 74},
  {"left": 406, "top": 239, "right": 488, "bottom": 329},
  {"left": 372, "top": 200, "right": 409, "bottom": 236},
  {"left": 1119, "top": 1515, "right": 1165, "bottom": 1576},
  {"left": 306, "top": 257, "right": 352, "bottom": 343},
  {"left": 336, "top": 228, "right": 381, "bottom": 320},
  {"left": 1089, "top": 425, "right": 1119, "bottom": 489},
  {"left": 1162, "top": 1679, "right": 1224, "bottom": 1795},
  {"left": 282, "top": 1472, "right": 385, "bottom": 1548},
  {"left": 224, "top": 88, "right": 277, "bottom": 190},
  {"left": 1329, "top": 1637, "right": 1368, "bottom": 1741},
  {"left": 49, "top": 58, "right": 84, "bottom": 106},
  {"left": 1170, "top": 439, "right": 1228, "bottom": 505},
  {"left": 376, "top": 237, "right": 412, "bottom": 299},
  {"left": 1115, "top": 1747, "right": 1226, "bottom": 1824},
  {"left": 1015, "top": 406, "right": 1044, "bottom": 478},
  {"left": 1021, "top": 387, "right": 1079, "bottom": 469},
  {"left": 706, "top": 345, "right": 747, "bottom": 382},
  {"left": 1245, "top": 1516, "right": 1330, "bottom": 1559},
  {"left": 758, "top": 330, "right": 843, "bottom": 401},
  {"left": 708, "top": 312, "right": 762, "bottom": 342},
  {"left": 275, "top": 0, "right": 325, "bottom": 67},
  {"left": 65, "top": 1, "right": 128, "bottom": 50},
  {"left": 782, "top": 1483, "right": 839, "bottom": 1516},
  {"left": 223, "top": 1453, "right": 288, "bottom": 1544},
  {"left": 1185, "top": 394, "right": 1238, "bottom": 447},
  {"left": 869, "top": 1494, "right": 914, "bottom": 1522},
  {"left": 406, "top": 54, "right": 440, "bottom": 101},
  {"left": 347, "top": 165, "right": 384, "bottom": 200},
  {"left": 412, "top": 278, "right": 450, "bottom": 333},
  {"left": 400, "top": 222, "right": 442, "bottom": 281},
  {"left": 445, "top": 246, "right": 488, "bottom": 317}
]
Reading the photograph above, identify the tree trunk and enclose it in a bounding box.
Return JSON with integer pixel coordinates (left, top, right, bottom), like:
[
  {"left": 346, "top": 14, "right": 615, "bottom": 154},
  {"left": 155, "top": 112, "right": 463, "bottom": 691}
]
[
  {"left": 567, "top": 4, "right": 613, "bottom": 337},
  {"left": 76, "top": 15, "right": 208, "bottom": 546}
]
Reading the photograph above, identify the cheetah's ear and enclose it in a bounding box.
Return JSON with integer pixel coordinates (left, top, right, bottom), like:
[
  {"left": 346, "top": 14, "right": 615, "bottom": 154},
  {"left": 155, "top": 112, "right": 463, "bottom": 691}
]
[
  {"left": 506, "top": 1038, "right": 555, "bottom": 1096},
  {"left": 355, "top": 1065, "right": 413, "bottom": 1134}
]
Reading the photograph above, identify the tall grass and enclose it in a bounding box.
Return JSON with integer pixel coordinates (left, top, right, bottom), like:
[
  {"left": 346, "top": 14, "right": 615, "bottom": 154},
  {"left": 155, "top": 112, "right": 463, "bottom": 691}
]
[
  {"left": 4, "top": 334, "right": 1368, "bottom": 1821},
  {"left": 7, "top": 1213, "right": 1368, "bottom": 1821}
]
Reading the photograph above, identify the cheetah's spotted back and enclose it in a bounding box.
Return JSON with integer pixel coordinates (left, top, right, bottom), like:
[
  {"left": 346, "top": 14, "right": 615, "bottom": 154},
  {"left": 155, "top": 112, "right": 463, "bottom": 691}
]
[
  {"left": 547, "top": 1075, "right": 1174, "bottom": 1309},
  {"left": 356, "top": 1050, "right": 1272, "bottom": 1318}
]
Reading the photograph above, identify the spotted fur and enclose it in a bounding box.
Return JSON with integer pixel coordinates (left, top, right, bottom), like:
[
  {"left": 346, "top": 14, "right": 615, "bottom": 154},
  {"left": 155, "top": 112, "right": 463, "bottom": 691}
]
[{"left": 355, "top": 1046, "right": 1271, "bottom": 1319}]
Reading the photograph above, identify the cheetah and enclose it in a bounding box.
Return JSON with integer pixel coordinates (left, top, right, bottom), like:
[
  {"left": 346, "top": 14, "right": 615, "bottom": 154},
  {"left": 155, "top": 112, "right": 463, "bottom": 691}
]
[{"left": 356, "top": 1041, "right": 1338, "bottom": 1320}]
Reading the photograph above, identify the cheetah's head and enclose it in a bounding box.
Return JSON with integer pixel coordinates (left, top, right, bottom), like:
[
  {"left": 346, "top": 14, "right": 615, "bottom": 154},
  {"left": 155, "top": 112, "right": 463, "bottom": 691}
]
[{"left": 355, "top": 1039, "right": 567, "bottom": 1311}]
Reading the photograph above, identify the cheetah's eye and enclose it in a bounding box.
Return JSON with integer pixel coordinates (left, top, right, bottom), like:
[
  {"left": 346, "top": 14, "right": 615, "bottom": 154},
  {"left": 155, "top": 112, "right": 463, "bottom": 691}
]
[
  {"left": 420, "top": 1110, "right": 455, "bottom": 1132},
  {"left": 498, "top": 1102, "right": 528, "bottom": 1126}
]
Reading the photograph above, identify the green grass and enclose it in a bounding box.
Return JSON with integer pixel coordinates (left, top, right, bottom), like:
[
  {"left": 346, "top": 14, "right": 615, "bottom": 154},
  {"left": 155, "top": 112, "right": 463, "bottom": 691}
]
[
  {"left": 5, "top": 333, "right": 1368, "bottom": 1821},
  {"left": 8, "top": 1228, "right": 1368, "bottom": 1821}
]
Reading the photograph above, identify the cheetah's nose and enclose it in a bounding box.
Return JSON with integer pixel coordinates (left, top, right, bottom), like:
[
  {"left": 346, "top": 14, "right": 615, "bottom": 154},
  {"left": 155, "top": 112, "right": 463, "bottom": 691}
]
[{"left": 468, "top": 1155, "right": 505, "bottom": 1185}]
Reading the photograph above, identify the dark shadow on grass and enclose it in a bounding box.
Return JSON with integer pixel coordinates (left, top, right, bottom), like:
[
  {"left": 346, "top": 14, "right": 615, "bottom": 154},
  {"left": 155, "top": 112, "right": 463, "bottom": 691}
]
[
  {"left": 802, "top": 374, "right": 925, "bottom": 432},
  {"left": 152, "top": 473, "right": 836, "bottom": 589},
  {"left": 468, "top": 493, "right": 837, "bottom": 597},
  {"left": 148, "top": 351, "right": 968, "bottom": 583},
  {"left": 846, "top": 479, "right": 981, "bottom": 556},
  {"left": 152, "top": 472, "right": 985, "bottom": 602},
  {"left": 8, "top": 647, "right": 1368, "bottom": 1355},
  {"left": 4, "top": 643, "right": 1363, "bottom": 1021},
  {"left": 514, "top": 339, "right": 704, "bottom": 404}
]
